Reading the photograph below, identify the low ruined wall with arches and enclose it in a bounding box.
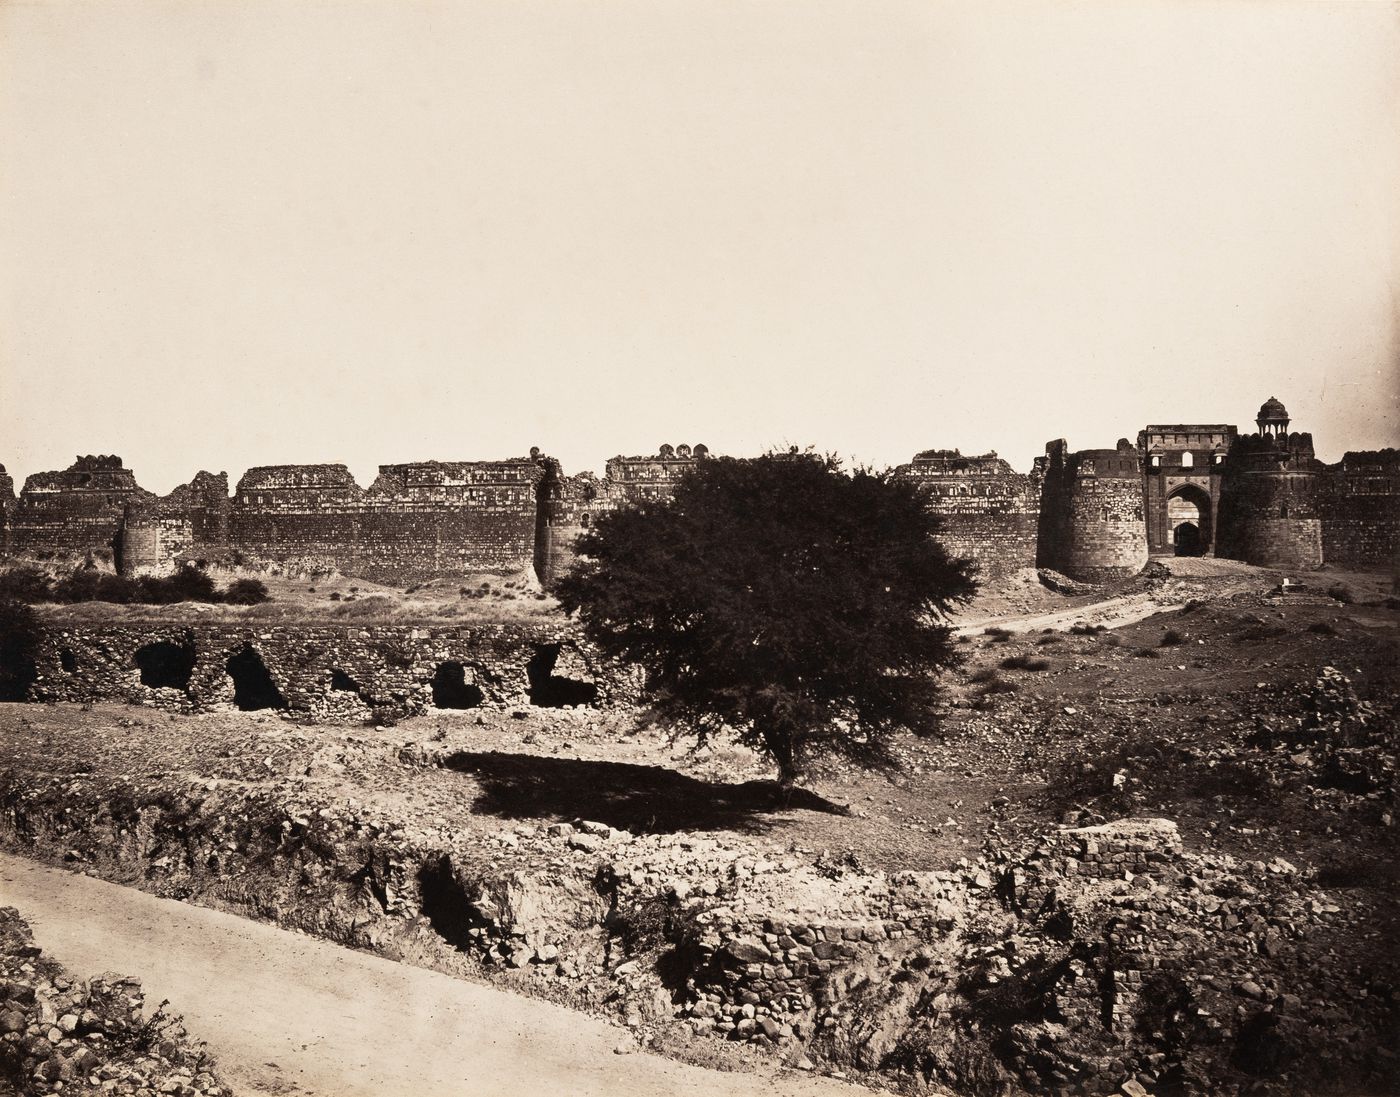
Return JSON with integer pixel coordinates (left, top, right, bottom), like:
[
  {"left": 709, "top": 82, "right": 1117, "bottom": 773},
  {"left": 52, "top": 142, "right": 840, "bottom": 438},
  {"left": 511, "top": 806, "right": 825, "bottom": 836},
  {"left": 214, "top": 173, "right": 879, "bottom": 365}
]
[{"left": 26, "top": 621, "right": 635, "bottom": 722}]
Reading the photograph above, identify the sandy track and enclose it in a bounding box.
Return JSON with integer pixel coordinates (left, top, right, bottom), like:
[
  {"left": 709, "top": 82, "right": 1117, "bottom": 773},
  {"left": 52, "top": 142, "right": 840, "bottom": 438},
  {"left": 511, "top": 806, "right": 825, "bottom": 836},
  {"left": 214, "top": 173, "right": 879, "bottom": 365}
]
[
  {"left": 953, "top": 590, "right": 1183, "bottom": 637},
  {"left": 0, "top": 854, "right": 873, "bottom": 1097}
]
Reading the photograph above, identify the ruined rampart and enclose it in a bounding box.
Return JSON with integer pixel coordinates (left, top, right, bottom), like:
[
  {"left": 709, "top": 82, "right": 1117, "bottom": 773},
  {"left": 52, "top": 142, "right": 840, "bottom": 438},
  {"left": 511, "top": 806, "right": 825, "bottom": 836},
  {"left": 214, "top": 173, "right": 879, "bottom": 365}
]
[
  {"left": 2, "top": 408, "right": 1396, "bottom": 587},
  {"left": 891, "top": 451, "right": 1042, "bottom": 579},
  {"left": 29, "top": 620, "right": 634, "bottom": 720},
  {"left": 230, "top": 459, "right": 544, "bottom": 582},
  {"left": 1215, "top": 433, "right": 1325, "bottom": 570},
  {"left": 1319, "top": 450, "right": 1400, "bottom": 568}
]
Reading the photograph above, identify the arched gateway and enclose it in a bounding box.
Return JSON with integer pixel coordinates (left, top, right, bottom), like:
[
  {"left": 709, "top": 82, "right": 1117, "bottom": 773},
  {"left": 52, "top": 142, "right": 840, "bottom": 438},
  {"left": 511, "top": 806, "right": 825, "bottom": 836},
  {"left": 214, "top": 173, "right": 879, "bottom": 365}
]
[{"left": 1166, "top": 484, "right": 1213, "bottom": 556}]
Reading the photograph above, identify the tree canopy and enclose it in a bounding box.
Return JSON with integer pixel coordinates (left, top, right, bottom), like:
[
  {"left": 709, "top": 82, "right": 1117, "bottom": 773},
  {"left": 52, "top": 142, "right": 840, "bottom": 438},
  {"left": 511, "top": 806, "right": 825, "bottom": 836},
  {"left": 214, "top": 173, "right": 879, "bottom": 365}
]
[{"left": 554, "top": 452, "right": 978, "bottom": 787}]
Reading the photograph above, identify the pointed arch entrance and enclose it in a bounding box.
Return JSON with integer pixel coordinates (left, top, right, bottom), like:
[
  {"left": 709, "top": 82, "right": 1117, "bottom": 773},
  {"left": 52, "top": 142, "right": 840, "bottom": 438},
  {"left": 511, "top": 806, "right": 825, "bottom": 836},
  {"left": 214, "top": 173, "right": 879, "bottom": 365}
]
[{"left": 1166, "top": 485, "right": 1213, "bottom": 556}]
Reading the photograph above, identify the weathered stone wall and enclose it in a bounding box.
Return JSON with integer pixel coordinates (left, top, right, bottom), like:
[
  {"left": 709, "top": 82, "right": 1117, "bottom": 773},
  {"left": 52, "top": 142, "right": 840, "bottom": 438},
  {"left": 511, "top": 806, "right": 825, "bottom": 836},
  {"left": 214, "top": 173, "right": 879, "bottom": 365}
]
[
  {"left": 1319, "top": 450, "right": 1400, "bottom": 568},
  {"left": 892, "top": 451, "right": 1042, "bottom": 579},
  {"left": 1217, "top": 434, "right": 1325, "bottom": 570},
  {"left": 28, "top": 621, "right": 631, "bottom": 719},
  {"left": 2, "top": 419, "right": 1395, "bottom": 588},
  {"left": 230, "top": 459, "right": 545, "bottom": 583},
  {"left": 3, "top": 458, "right": 228, "bottom": 571},
  {"left": 1038, "top": 440, "right": 1148, "bottom": 582},
  {"left": 117, "top": 514, "right": 195, "bottom": 577},
  {"left": 7, "top": 456, "right": 149, "bottom": 556},
  {"left": 159, "top": 470, "right": 231, "bottom": 548},
  {"left": 534, "top": 446, "right": 710, "bottom": 586},
  {"left": 0, "top": 465, "right": 14, "bottom": 553}
]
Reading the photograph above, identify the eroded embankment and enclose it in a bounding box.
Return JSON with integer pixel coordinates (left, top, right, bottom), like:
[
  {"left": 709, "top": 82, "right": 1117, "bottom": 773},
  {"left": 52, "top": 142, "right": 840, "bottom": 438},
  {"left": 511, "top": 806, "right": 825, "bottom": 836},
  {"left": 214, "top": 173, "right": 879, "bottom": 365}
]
[{"left": 0, "top": 737, "right": 1395, "bottom": 1097}]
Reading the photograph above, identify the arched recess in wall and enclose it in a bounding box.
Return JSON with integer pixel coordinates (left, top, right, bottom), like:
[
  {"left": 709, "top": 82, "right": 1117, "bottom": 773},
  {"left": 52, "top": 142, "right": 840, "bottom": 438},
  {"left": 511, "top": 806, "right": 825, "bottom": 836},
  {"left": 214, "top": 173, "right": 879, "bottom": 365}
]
[
  {"left": 226, "top": 643, "right": 286, "bottom": 710},
  {"left": 1166, "top": 485, "right": 1213, "bottom": 556},
  {"left": 134, "top": 639, "right": 197, "bottom": 690},
  {"left": 432, "top": 661, "right": 483, "bottom": 709},
  {"left": 526, "top": 644, "right": 597, "bottom": 707}
]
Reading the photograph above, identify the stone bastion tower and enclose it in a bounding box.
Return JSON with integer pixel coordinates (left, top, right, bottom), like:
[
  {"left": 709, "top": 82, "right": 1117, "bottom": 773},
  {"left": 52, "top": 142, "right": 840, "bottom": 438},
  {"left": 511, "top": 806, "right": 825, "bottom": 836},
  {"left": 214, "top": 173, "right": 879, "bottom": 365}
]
[
  {"left": 1037, "top": 438, "right": 1149, "bottom": 582},
  {"left": 1215, "top": 397, "right": 1324, "bottom": 569}
]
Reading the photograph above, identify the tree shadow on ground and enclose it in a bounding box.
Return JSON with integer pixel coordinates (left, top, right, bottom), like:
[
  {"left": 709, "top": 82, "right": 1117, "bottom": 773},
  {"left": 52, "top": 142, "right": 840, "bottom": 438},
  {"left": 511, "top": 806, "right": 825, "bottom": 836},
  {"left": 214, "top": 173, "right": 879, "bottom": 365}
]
[{"left": 442, "top": 751, "right": 849, "bottom": 835}]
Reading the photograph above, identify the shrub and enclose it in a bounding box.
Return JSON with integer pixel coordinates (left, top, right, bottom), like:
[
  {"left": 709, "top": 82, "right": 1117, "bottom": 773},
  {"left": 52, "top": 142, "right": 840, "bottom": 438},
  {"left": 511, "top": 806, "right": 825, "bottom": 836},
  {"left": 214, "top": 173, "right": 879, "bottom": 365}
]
[
  {"left": 1000, "top": 654, "right": 1050, "bottom": 672},
  {"left": 1236, "top": 623, "right": 1288, "bottom": 643},
  {"left": 223, "top": 578, "right": 270, "bottom": 605},
  {"left": 1308, "top": 621, "right": 1338, "bottom": 636},
  {"left": 1036, "top": 634, "right": 1061, "bottom": 646},
  {"left": 1160, "top": 629, "right": 1186, "bottom": 647},
  {"left": 969, "top": 667, "right": 998, "bottom": 684},
  {"left": 137, "top": 567, "right": 218, "bottom": 604},
  {"left": 0, "top": 599, "right": 42, "bottom": 700},
  {"left": 0, "top": 566, "right": 53, "bottom": 603},
  {"left": 1069, "top": 623, "right": 1106, "bottom": 636},
  {"left": 366, "top": 706, "right": 399, "bottom": 728},
  {"left": 1134, "top": 648, "right": 1162, "bottom": 659},
  {"left": 1326, "top": 583, "right": 1354, "bottom": 605}
]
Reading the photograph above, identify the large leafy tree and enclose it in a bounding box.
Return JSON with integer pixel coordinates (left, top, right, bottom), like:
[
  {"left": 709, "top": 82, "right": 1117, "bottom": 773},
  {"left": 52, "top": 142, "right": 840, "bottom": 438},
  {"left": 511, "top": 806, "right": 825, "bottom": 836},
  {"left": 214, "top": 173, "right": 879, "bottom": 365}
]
[{"left": 554, "top": 452, "right": 977, "bottom": 790}]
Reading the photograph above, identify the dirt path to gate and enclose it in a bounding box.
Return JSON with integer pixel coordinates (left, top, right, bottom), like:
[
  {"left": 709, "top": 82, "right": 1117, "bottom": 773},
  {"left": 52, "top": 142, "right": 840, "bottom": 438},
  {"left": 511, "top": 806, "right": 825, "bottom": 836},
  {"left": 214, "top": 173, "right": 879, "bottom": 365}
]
[{"left": 0, "top": 854, "right": 877, "bottom": 1097}]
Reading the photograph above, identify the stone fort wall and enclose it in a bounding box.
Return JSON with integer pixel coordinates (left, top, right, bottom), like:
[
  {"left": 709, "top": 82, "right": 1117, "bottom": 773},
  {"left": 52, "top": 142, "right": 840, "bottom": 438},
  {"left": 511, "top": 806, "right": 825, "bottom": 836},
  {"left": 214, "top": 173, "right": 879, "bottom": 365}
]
[
  {"left": 888, "top": 451, "right": 1042, "bottom": 580},
  {"left": 1, "top": 411, "right": 1395, "bottom": 587},
  {"left": 229, "top": 459, "right": 543, "bottom": 583}
]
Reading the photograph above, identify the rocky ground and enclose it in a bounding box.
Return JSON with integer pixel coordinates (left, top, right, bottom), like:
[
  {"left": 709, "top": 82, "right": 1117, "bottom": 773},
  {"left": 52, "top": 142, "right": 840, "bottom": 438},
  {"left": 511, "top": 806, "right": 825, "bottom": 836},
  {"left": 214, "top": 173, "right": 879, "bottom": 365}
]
[
  {"left": 0, "top": 906, "right": 227, "bottom": 1096},
  {"left": 0, "top": 562, "right": 1395, "bottom": 1096}
]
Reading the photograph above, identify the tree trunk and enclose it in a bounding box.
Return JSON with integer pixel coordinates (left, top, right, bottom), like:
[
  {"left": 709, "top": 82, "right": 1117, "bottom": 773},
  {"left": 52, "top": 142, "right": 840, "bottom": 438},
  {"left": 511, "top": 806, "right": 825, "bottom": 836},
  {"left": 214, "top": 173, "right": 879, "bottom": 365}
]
[{"left": 763, "top": 724, "right": 799, "bottom": 804}]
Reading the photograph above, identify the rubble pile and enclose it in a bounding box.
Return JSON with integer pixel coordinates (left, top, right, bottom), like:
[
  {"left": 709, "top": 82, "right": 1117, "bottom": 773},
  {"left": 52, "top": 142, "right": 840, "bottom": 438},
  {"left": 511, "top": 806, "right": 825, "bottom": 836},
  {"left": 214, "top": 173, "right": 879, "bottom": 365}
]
[
  {"left": 807, "top": 818, "right": 1397, "bottom": 1096},
  {"left": 1249, "top": 666, "right": 1395, "bottom": 808},
  {"left": 0, "top": 908, "right": 224, "bottom": 1096}
]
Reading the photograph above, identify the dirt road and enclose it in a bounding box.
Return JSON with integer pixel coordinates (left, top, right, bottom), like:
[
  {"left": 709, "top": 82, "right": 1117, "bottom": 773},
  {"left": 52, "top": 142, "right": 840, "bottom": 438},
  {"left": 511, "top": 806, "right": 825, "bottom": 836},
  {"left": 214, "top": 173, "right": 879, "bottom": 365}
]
[
  {"left": 953, "top": 589, "right": 1184, "bottom": 637},
  {"left": 0, "top": 854, "right": 873, "bottom": 1097}
]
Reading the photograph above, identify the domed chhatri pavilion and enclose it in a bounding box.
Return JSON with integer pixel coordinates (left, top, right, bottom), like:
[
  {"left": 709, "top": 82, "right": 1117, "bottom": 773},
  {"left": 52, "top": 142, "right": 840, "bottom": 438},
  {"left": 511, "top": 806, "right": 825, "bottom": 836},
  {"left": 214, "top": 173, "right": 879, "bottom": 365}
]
[{"left": 1256, "top": 397, "right": 1291, "bottom": 437}]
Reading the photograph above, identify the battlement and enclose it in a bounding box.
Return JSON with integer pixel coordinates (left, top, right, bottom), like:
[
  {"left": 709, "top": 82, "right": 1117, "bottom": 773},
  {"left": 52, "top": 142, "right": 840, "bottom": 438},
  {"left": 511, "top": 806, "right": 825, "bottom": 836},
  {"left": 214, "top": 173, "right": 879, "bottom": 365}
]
[
  {"left": 0, "top": 403, "right": 1394, "bottom": 583},
  {"left": 903, "top": 450, "right": 1015, "bottom": 477}
]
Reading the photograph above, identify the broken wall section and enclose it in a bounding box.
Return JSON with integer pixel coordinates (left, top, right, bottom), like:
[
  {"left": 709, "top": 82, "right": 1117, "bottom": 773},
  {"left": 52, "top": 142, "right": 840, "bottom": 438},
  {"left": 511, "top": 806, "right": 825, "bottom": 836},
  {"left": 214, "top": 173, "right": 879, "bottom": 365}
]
[
  {"left": 892, "top": 451, "right": 1043, "bottom": 580},
  {"left": 27, "top": 621, "right": 633, "bottom": 720},
  {"left": 230, "top": 459, "right": 545, "bottom": 583}
]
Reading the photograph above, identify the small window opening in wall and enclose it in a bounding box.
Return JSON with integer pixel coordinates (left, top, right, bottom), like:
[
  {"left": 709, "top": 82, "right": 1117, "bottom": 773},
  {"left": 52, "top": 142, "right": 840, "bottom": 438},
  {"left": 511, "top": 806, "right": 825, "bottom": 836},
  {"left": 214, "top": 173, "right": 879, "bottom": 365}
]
[
  {"left": 580, "top": 513, "right": 589, "bottom": 528},
  {"left": 1280, "top": 503, "right": 1289, "bottom": 518},
  {"left": 226, "top": 644, "right": 286, "bottom": 711},
  {"left": 134, "top": 640, "right": 196, "bottom": 690},
  {"left": 1180, "top": 451, "right": 1194, "bottom": 468},
  {"left": 59, "top": 649, "right": 77, "bottom": 674}
]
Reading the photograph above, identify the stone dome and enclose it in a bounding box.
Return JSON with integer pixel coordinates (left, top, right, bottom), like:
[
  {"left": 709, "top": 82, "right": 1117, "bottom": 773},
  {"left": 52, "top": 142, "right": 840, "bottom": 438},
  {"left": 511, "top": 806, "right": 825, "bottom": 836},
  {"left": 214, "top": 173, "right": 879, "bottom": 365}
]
[{"left": 1257, "top": 396, "right": 1289, "bottom": 422}]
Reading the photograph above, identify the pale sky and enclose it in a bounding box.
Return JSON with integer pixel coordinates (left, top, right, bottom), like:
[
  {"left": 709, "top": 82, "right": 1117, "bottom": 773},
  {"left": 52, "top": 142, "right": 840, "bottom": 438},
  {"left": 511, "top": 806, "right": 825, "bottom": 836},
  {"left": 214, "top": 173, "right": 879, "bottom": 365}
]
[{"left": 2, "top": 0, "right": 1397, "bottom": 493}]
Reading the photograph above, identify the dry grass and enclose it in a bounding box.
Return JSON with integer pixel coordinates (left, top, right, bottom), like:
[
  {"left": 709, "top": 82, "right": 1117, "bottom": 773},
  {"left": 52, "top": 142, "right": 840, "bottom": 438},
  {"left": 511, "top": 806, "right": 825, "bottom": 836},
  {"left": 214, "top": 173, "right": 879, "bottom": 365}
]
[{"left": 35, "top": 568, "right": 561, "bottom": 627}]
